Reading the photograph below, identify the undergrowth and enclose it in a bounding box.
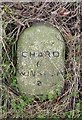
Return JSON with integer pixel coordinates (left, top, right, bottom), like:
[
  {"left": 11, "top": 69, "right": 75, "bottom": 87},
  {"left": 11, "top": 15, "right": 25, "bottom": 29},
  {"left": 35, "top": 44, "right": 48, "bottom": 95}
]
[{"left": 0, "top": 1, "right": 82, "bottom": 119}]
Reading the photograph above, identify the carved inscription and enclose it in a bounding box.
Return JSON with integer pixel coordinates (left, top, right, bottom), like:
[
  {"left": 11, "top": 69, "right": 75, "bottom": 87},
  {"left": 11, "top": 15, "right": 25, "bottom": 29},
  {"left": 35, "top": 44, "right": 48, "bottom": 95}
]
[{"left": 22, "top": 51, "right": 59, "bottom": 58}]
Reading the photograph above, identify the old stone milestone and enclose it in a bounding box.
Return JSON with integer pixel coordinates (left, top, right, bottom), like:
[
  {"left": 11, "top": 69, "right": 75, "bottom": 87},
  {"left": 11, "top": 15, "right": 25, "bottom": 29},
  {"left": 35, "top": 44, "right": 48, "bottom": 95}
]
[{"left": 17, "top": 23, "right": 65, "bottom": 96}]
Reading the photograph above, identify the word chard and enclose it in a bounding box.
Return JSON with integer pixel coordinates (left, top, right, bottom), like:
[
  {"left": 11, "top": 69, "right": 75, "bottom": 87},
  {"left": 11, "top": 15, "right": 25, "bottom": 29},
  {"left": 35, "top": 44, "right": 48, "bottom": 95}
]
[{"left": 22, "top": 51, "right": 59, "bottom": 58}]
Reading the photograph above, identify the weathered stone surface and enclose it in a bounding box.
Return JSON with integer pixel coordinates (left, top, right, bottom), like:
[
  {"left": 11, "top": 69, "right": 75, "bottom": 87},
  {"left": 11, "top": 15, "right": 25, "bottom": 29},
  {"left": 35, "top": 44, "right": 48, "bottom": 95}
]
[{"left": 17, "top": 23, "right": 65, "bottom": 96}]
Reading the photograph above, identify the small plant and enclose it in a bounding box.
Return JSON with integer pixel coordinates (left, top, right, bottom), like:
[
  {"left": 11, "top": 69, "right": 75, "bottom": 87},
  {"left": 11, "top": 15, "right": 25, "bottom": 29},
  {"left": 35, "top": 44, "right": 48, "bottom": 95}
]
[{"left": 48, "top": 90, "right": 59, "bottom": 101}]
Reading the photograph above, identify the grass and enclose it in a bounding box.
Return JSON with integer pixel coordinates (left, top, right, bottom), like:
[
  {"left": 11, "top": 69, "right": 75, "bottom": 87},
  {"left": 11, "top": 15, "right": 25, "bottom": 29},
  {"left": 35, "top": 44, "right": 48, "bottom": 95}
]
[{"left": 0, "top": 2, "right": 82, "bottom": 119}]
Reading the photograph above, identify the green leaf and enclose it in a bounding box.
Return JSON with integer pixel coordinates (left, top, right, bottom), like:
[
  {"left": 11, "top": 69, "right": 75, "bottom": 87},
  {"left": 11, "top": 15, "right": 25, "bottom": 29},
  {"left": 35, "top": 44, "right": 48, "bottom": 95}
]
[{"left": 48, "top": 91, "right": 57, "bottom": 101}]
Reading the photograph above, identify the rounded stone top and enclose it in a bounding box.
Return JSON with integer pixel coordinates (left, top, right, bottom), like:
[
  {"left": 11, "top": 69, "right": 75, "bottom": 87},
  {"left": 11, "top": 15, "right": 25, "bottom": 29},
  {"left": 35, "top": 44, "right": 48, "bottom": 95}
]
[{"left": 17, "top": 23, "right": 65, "bottom": 96}]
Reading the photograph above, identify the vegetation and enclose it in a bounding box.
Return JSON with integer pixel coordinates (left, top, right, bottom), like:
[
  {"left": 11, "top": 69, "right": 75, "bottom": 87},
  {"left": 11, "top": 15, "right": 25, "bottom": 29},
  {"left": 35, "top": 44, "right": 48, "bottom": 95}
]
[{"left": 0, "top": 2, "right": 82, "bottom": 119}]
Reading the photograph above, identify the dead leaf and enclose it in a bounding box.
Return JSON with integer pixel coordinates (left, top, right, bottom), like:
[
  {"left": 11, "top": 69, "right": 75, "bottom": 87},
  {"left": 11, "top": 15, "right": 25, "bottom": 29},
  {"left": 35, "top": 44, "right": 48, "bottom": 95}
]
[
  {"left": 59, "top": 7, "right": 66, "bottom": 15},
  {"left": 59, "top": 7, "right": 70, "bottom": 17},
  {"left": 62, "top": 11, "right": 70, "bottom": 17}
]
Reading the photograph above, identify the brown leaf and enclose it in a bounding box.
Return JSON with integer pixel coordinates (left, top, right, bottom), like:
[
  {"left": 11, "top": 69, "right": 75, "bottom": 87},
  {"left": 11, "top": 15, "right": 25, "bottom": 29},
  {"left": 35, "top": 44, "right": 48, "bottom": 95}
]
[
  {"left": 59, "top": 7, "right": 66, "bottom": 15},
  {"left": 59, "top": 7, "right": 70, "bottom": 17},
  {"left": 62, "top": 11, "right": 70, "bottom": 17}
]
